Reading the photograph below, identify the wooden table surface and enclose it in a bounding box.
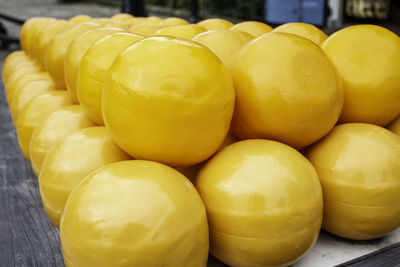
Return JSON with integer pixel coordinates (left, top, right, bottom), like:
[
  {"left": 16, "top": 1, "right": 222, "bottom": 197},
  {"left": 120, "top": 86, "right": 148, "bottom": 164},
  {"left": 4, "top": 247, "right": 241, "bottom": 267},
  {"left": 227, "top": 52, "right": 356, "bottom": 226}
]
[
  {"left": 0, "top": 79, "right": 64, "bottom": 266},
  {"left": 1, "top": 76, "right": 400, "bottom": 267}
]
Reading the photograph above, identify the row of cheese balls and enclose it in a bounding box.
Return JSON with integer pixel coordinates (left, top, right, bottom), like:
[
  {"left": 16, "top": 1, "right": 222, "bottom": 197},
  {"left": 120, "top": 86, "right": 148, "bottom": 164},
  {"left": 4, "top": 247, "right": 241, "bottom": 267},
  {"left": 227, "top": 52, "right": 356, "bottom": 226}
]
[
  {"left": 7, "top": 14, "right": 343, "bottom": 169},
  {"left": 3, "top": 13, "right": 400, "bottom": 267},
  {"left": 15, "top": 14, "right": 400, "bottom": 167}
]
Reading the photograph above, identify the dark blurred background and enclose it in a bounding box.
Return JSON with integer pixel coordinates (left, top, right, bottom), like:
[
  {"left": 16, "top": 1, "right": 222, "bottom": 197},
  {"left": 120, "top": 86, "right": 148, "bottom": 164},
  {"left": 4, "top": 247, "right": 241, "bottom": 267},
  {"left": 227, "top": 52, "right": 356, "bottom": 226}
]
[{"left": 99, "top": 0, "right": 399, "bottom": 29}]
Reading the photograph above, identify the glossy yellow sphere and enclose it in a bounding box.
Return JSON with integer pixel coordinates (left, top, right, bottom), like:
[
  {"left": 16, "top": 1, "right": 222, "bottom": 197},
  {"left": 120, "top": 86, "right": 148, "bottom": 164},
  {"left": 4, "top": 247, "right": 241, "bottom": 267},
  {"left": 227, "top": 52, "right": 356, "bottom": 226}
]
[
  {"left": 3, "top": 56, "right": 35, "bottom": 83},
  {"left": 4, "top": 53, "right": 32, "bottom": 69},
  {"left": 16, "top": 91, "right": 73, "bottom": 159},
  {"left": 154, "top": 24, "right": 206, "bottom": 39},
  {"left": 7, "top": 71, "right": 51, "bottom": 103},
  {"left": 231, "top": 32, "right": 343, "bottom": 149},
  {"left": 196, "top": 139, "right": 323, "bottom": 266},
  {"left": 4, "top": 50, "right": 27, "bottom": 64},
  {"left": 20, "top": 17, "right": 51, "bottom": 55},
  {"left": 322, "top": 25, "right": 400, "bottom": 126},
  {"left": 126, "top": 17, "right": 147, "bottom": 26},
  {"left": 64, "top": 27, "right": 123, "bottom": 103},
  {"left": 3, "top": 55, "right": 34, "bottom": 91},
  {"left": 10, "top": 79, "right": 56, "bottom": 123},
  {"left": 128, "top": 23, "right": 165, "bottom": 36},
  {"left": 35, "top": 20, "right": 72, "bottom": 70},
  {"left": 145, "top": 16, "right": 163, "bottom": 24},
  {"left": 77, "top": 33, "right": 144, "bottom": 125},
  {"left": 69, "top": 14, "right": 92, "bottom": 24},
  {"left": 25, "top": 18, "right": 55, "bottom": 56},
  {"left": 128, "top": 16, "right": 163, "bottom": 26},
  {"left": 2, "top": 50, "right": 29, "bottom": 82},
  {"left": 197, "top": 18, "right": 234, "bottom": 30},
  {"left": 39, "top": 126, "right": 130, "bottom": 227},
  {"left": 5, "top": 63, "right": 41, "bottom": 91},
  {"left": 229, "top": 21, "right": 273, "bottom": 37},
  {"left": 105, "top": 21, "right": 130, "bottom": 29},
  {"left": 20, "top": 17, "right": 45, "bottom": 52},
  {"left": 111, "top": 13, "right": 135, "bottom": 22},
  {"left": 4, "top": 50, "right": 27, "bottom": 63},
  {"left": 60, "top": 160, "right": 209, "bottom": 267},
  {"left": 160, "top": 17, "right": 189, "bottom": 26},
  {"left": 306, "top": 123, "right": 400, "bottom": 240},
  {"left": 93, "top": 18, "right": 111, "bottom": 26},
  {"left": 273, "top": 22, "right": 328, "bottom": 46},
  {"left": 192, "top": 30, "right": 253, "bottom": 69},
  {"left": 30, "top": 105, "right": 96, "bottom": 176},
  {"left": 30, "top": 19, "right": 60, "bottom": 61},
  {"left": 4, "top": 60, "right": 37, "bottom": 88},
  {"left": 45, "top": 22, "right": 99, "bottom": 89},
  {"left": 103, "top": 36, "right": 235, "bottom": 166}
]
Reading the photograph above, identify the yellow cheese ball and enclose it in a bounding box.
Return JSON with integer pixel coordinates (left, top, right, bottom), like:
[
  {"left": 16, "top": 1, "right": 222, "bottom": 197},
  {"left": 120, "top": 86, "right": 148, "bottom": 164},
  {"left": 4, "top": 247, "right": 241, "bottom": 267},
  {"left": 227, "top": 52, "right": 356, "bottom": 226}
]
[
  {"left": 21, "top": 17, "right": 54, "bottom": 55},
  {"left": 69, "top": 14, "right": 92, "bottom": 24},
  {"left": 105, "top": 21, "right": 130, "bottom": 29},
  {"left": 2, "top": 50, "right": 29, "bottom": 82},
  {"left": 20, "top": 17, "right": 46, "bottom": 52},
  {"left": 3, "top": 56, "right": 37, "bottom": 94},
  {"left": 16, "top": 91, "right": 73, "bottom": 159},
  {"left": 154, "top": 24, "right": 206, "bottom": 39},
  {"left": 322, "top": 25, "right": 400, "bottom": 126},
  {"left": 192, "top": 30, "right": 253, "bottom": 69},
  {"left": 111, "top": 13, "right": 135, "bottom": 22},
  {"left": 5, "top": 63, "right": 41, "bottom": 90},
  {"left": 26, "top": 18, "right": 56, "bottom": 57},
  {"left": 7, "top": 72, "right": 51, "bottom": 103},
  {"left": 3, "top": 50, "right": 29, "bottom": 69},
  {"left": 387, "top": 115, "right": 400, "bottom": 136},
  {"left": 197, "top": 18, "right": 234, "bottom": 30},
  {"left": 103, "top": 36, "right": 235, "bottom": 166},
  {"left": 39, "top": 126, "right": 130, "bottom": 227},
  {"left": 29, "top": 105, "right": 96, "bottom": 176},
  {"left": 231, "top": 32, "right": 343, "bottom": 149},
  {"left": 306, "top": 123, "right": 400, "bottom": 240},
  {"left": 160, "top": 17, "right": 189, "bottom": 26},
  {"left": 3, "top": 56, "right": 35, "bottom": 83},
  {"left": 144, "top": 16, "right": 163, "bottom": 24},
  {"left": 45, "top": 22, "right": 99, "bottom": 89},
  {"left": 60, "top": 160, "right": 209, "bottom": 267},
  {"left": 77, "top": 32, "right": 144, "bottom": 125},
  {"left": 35, "top": 20, "right": 73, "bottom": 70},
  {"left": 229, "top": 21, "right": 273, "bottom": 37},
  {"left": 128, "top": 23, "right": 165, "bottom": 36},
  {"left": 273, "top": 22, "right": 328, "bottom": 46},
  {"left": 30, "top": 19, "right": 61, "bottom": 62},
  {"left": 126, "top": 17, "right": 147, "bottom": 26},
  {"left": 4, "top": 53, "right": 33, "bottom": 70},
  {"left": 64, "top": 27, "right": 123, "bottom": 103},
  {"left": 10, "top": 79, "right": 56, "bottom": 124},
  {"left": 195, "top": 139, "right": 323, "bottom": 266},
  {"left": 127, "top": 16, "right": 163, "bottom": 26},
  {"left": 4, "top": 50, "right": 27, "bottom": 63},
  {"left": 93, "top": 18, "right": 111, "bottom": 26}
]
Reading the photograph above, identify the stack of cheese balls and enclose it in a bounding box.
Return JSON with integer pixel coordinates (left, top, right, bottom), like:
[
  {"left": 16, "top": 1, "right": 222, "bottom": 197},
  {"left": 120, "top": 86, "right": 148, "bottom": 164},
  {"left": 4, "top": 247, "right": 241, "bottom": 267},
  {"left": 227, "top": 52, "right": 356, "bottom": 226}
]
[{"left": 2, "top": 12, "right": 400, "bottom": 267}]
